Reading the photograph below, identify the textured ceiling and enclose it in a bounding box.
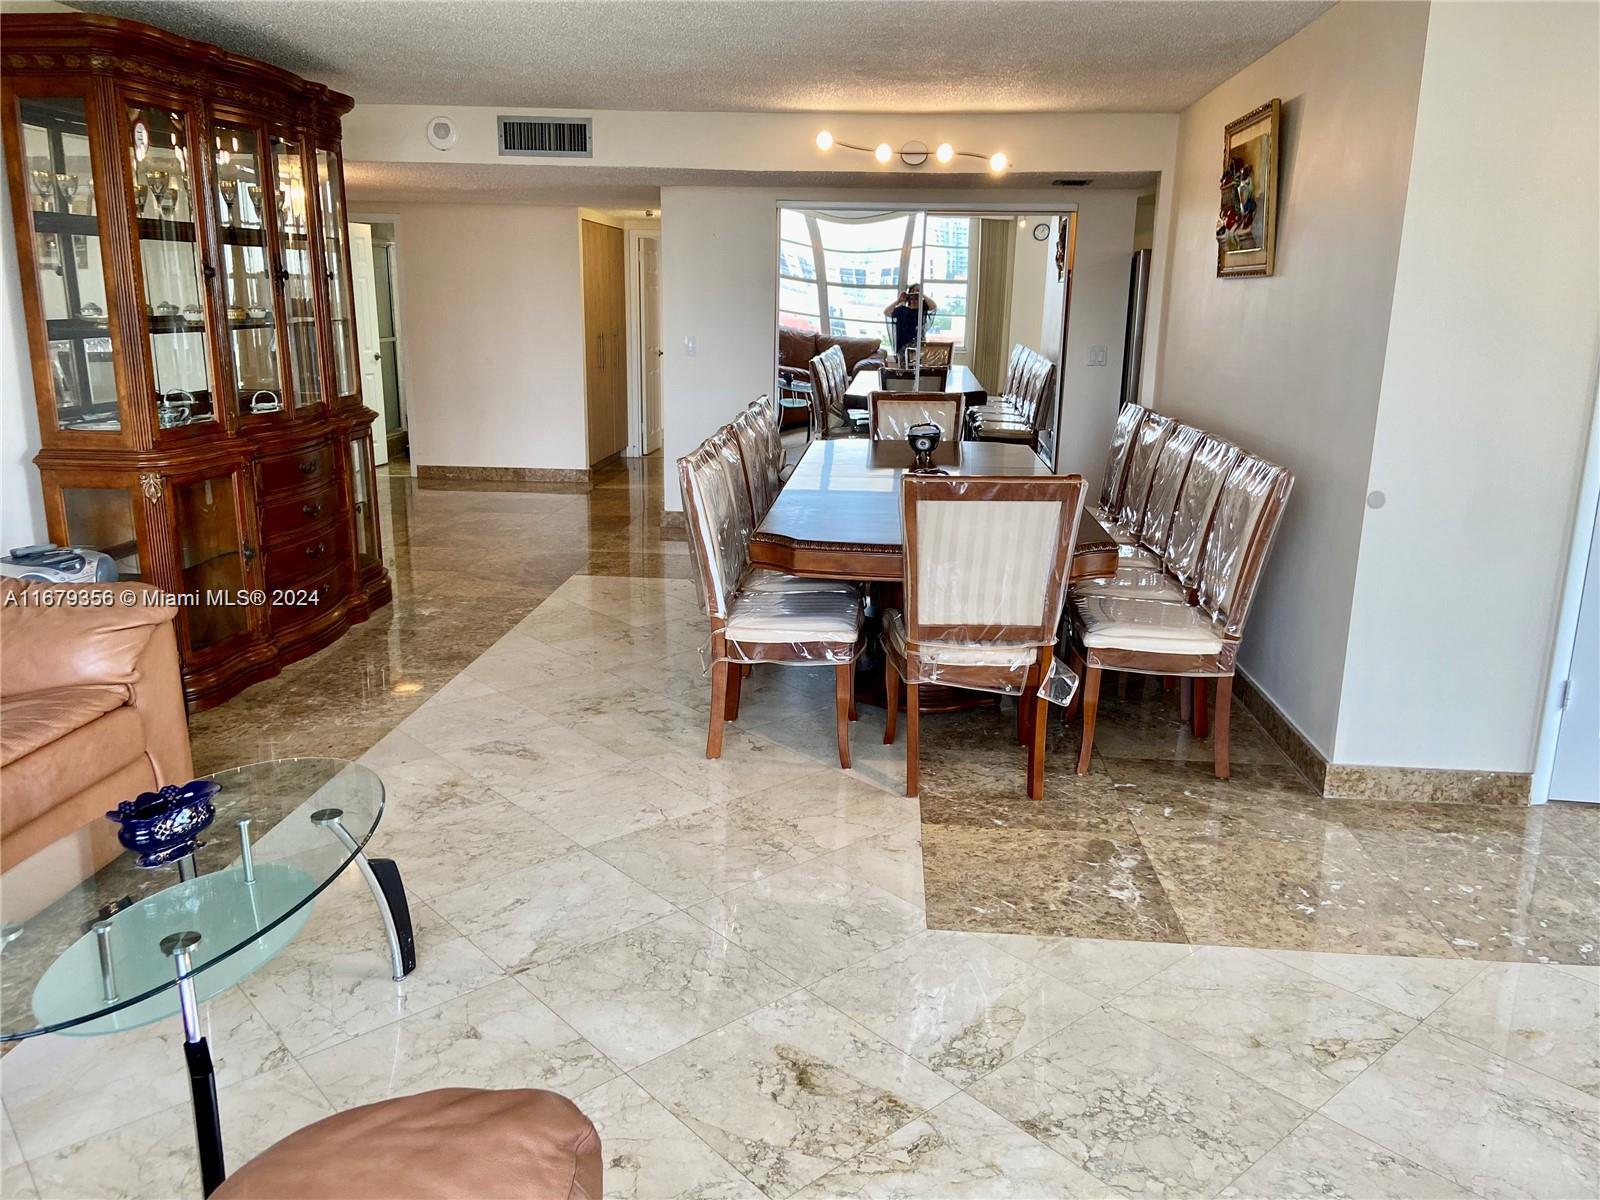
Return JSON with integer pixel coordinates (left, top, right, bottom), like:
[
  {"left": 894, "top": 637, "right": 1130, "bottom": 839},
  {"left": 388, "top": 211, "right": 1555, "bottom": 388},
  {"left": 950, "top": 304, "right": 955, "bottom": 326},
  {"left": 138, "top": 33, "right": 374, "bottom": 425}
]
[
  {"left": 342, "top": 160, "right": 1159, "bottom": 208},
  {"left": 72, "top": 1, "right": 1333, "bottom": 113}
]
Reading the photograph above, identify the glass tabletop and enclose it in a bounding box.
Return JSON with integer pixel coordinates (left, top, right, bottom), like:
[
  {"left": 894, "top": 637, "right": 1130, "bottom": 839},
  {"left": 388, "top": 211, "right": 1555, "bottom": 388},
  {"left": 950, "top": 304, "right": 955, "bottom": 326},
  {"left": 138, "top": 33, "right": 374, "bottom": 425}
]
[{"left": 0, "top": 758, "right": 383, "bottom": 1040}]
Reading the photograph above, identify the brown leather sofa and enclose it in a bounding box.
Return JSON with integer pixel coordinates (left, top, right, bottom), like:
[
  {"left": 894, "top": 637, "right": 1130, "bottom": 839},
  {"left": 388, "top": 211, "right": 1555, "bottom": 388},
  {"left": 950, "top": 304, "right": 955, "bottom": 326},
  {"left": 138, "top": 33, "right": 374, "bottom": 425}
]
[
  {"left": 213, "top": 1088, "right": 602, "bottom": 1200},
  {"left": 1, "top": 579, "right": 192, "bottom": 916},
  {"left": 778, "top": 328, "right": 885, "bottom": 387}
]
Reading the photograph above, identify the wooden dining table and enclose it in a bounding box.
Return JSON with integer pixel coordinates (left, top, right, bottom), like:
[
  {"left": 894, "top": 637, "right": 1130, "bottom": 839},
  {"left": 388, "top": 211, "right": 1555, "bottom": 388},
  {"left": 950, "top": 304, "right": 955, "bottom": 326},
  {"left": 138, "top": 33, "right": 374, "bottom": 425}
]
[
  {"left": 845, "top": 363, "right": 988, "bottom": 406},
  {"left": 749, "top": 438, "right": 1119, "bottom": 583}
]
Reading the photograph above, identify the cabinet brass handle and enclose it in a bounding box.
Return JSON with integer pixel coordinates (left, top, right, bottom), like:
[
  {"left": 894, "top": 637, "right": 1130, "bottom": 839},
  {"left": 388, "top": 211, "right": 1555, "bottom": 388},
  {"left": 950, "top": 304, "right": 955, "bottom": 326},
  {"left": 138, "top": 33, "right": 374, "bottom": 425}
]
[
  {"left": 305, "top": 542, "right": 326, "bottom": 558},
  {"left": 202, "top": 262, "right": 216, "bottom": 282},
  {"left": 298, "top": 458, "right": 318, "bottom": 475},
  {"left": 242, "top": 543, "right": 256, "bottom": 563},
  {"left": 301, "top": 500, "right": 322, "bottom": 517}
]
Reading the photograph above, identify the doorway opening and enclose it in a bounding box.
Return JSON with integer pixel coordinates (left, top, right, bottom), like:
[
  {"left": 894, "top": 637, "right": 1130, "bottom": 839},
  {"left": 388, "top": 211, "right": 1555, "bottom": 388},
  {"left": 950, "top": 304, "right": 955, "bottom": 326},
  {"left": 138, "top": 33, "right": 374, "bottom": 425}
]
[{"left": 348, "top": 217, "right": 408, "bottom": 464}]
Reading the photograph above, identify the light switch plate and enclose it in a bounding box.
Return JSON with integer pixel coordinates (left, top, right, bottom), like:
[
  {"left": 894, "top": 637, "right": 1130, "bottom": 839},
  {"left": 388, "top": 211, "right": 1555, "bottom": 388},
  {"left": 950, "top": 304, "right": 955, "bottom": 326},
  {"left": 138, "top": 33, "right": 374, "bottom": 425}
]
[{"left": 684, "top": 335, "right": 697, "bottom": 356}]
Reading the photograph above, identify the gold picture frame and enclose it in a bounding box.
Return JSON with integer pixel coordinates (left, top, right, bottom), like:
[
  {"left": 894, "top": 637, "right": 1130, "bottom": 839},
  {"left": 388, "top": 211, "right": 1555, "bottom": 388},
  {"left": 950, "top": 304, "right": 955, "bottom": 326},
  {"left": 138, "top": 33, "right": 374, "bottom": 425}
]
[{"left": 1216, "top": 98, "right": 1281, "bottom": 278}]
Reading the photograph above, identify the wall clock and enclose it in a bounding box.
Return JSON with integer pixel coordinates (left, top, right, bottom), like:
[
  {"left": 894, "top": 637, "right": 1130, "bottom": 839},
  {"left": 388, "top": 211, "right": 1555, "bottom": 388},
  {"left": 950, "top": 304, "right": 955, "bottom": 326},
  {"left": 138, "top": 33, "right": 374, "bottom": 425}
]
[{"left": 1032, "top": 222, "right": 1051, "bottom": 241}]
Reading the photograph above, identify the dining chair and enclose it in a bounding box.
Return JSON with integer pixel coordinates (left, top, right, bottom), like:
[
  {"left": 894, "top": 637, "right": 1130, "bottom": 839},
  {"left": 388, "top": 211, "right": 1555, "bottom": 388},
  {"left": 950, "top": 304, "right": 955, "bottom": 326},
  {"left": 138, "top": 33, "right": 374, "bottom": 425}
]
[
  {"left": 678, "top": 438, "right": 864, "bottom": 766},
  {"left": 867, "top": 391, "right": 966, "bottom": 442},
  {"left": 1066, "top": 453, "right": 1293, "bottom": 779},
  {"left": 1095, "top": 403, "right": 1148, "bottom": 520},
  {"left": 730, "top": 405, "right": 781, "bottom": 519},
  {"left": 880, "top": 365, "right": 949, "bottom": 392},
  {"left": 917, "top": 339, "right": 955, "bottom": 368},
  {"left": 1110, "top": 410, "right": 1175, "bottom": 541},
  {"left": 882, "top": 473, "right": 1087, "bottom": 799},
  {"left": 806, "top": 345, "right": 855, "bottom": 439},
  {"left": 969, "top": 355, "right": 1056, "bottom": 450}
]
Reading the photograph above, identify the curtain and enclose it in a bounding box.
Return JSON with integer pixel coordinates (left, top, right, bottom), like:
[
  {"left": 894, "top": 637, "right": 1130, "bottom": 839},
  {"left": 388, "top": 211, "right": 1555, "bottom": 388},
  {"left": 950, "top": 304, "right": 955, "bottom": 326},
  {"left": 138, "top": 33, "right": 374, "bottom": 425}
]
[{"left": 971, "top": 218, "right": 1014, "bottom": 392}]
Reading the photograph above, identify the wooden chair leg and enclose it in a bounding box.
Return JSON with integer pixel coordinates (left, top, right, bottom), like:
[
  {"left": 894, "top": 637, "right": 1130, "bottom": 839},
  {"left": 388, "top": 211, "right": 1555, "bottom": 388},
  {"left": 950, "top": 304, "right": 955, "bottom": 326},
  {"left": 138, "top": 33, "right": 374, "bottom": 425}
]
[
  {"left": 1028, "top": 651, "right": 1052, "bottom": 799},
  {"left": 834, "top": 663, "right": 853, "bottom": 769},
  {"left": 883, "top": 659, "right": 900, "bottom": 744},
  {"left": 848, "top": 662, "right": 858, "bottom": 722},
  {"left": 1213, "top": 675, "right": 1233, "bottom": 780},
  {"left": 706, "top": 659, "right": 729, "bottom": 759},
  {"left": 904, "top": 681, "right": 921, "bottom": 797},
  {"left": 1179, "top": 677, "right": 1192, "bottom": 723},
  {"left": 725, "top": 660, "right": 743, "bottom": 722},
  {"left": 1192, "top": 677, "right": 1210, "bottom": 739},
  {"left": 1075, "top": 665, "right": 1102, "bottom": 775}
]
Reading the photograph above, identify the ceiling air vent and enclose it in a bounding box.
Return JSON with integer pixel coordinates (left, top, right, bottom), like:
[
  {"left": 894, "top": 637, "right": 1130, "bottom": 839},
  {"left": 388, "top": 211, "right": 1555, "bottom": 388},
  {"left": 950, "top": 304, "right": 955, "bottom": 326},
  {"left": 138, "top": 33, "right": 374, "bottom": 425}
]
[
  {"left": 1051, "top": 178, "right": 1092, "bottom": 187},
  {"left": 497, "top": 116, "right": 592, "bottom": 158}
]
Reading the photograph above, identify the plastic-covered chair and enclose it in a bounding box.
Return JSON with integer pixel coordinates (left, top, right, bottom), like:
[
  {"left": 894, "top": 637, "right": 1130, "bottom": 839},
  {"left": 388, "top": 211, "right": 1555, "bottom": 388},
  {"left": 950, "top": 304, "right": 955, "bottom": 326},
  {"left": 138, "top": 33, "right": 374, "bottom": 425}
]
[
  {"left": 1109, "top": 411, "right": 1175, "bottom": 541},
  {"left": 806, "top": 345, "right": 854, "bottom": 439},
  {"left": 1095, "top": 403, "right": 1147, "bottom": 519},
  {"left": 1066, "top": 453, "right": 1293, "bottom": 779},
  {"left": 867, "top": 392, "right": 966, "bottom": 442},
  {"left": 881, "top": 473, "right": 1087, "bottom": 799},
  {"left": 730, "top": 406, "right": 780, "bottom": 519},
  {"left": 970, "top": 353, "right": 1055, "bottom": 449},
  {"left": 678, "top": 438, "right": 863, "bottom": 765}
]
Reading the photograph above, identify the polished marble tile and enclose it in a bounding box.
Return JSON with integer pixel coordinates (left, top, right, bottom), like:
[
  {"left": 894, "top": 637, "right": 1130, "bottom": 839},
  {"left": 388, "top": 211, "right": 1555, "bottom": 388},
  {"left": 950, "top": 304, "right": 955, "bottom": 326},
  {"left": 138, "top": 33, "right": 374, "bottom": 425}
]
[
  {"left": 240, "top": 902, "right": 503, "bottom": 1058},
  {"left": 22, "top": 1063, "right": 331, "bottom": 1200},
  {"left": 297, "top": 977, "right": 616, "bottom": 1109},
  {"left": 736, "top": 770, "right": 919, "bottom": 854},
  {"left": 371, "top": 799, "right": 574, "bottom": 900},
  {"left": 460, "top": 634, "right": 592, "bottom": 692},
  {"left": 1113, "top": 945, "right": 1415, "bottom": 1105},
  {"left": 637, "top": 728, "right": 834, "bottom": 804},
  {"left": 520, "top": 911, "right": 795, "bottom": 1069},
  {"left": 969, "top": 1005, "right": 1308, "bottom": 1198},
  {"left": 688, "top": 859, "right": 926, "bottom": 986},
  {"left": 1138, "top": 826, "right": 1460, "bottom": 957},
  {"left": 795, "top": 1090, "right": 1110, "bottom": 1199},
  {"left": 921, "top": 825, "right": 1188, "bottom": 942},
  {"left": 508, "top": 764, "right": 718, "bottom": 847},
  {"left": 0, "top": 1108, "right": 24, "bottom": 1170},
  {"left": 812, "top": 930, "right": 1099, "bottom": 1086},
  {"left": 1322, "top": 1025, "right": 1600, "bottom": 1200},
  {"left": 361, "top": 751, "right": 504, "bottom": 821},
  {"left": 1085, "top": 688, "right": 1292, "bottom": 767},
  {"left": 1219, "top": 1113, "right": 1475, "bottom": 1199},
  {"left": 981, "top": 933, "right": 1194, "bottom": 999},
  {"left": 0, "top": 1164, "right": 38, "bottom": 1200},
  {"left": 429, "top": 848, "right": 674, "bottom": 973},
  {"left": 399, "top": 690, "right": 554, "bottom": 754},
  {"left": 1425, "top": 961, "right": 1599, "bottom": 1096},
  {"left": 825, "top": 822, "right": 925, "bottom": 908},
  {"left": 1261, "top": 947, "right": 1486, "bottom": 1020},
  {"left": 439, "top": 725, "right": 634, "bottom": 795},
  {"left": 631, "top": 990, "right": 956, "bottom": 1198},
  {"left": 2, "top": 988, "right": 289, "bottom": 1159},
  {"left": 576, "top": 1076, "right": 759, "bottom": 1200}
]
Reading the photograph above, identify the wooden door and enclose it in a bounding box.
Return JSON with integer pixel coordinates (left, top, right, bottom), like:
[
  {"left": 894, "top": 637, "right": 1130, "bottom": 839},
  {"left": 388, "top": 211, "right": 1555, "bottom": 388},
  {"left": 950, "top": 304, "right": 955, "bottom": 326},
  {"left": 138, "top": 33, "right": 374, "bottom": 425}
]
[
  {"left": 637, "top": 233, "right": 663, "bottom": 453},
  {"left": 582, "top": 219, "right": 627, "bottom": 465},
  {"left": 348, "top": 221, "right": 388, "bottom": 463}
]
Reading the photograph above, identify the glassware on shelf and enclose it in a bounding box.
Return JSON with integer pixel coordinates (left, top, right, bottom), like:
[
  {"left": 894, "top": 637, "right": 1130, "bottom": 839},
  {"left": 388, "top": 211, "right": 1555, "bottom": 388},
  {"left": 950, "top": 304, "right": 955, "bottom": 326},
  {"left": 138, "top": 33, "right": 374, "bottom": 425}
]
[
  {"left": 30, "top": 168, "right": 56, "bottom": 212},
  {"left": 55, "top": 173, "right": 79, "bottom": 213},
  {"left": 218, "top": 176, "right": 236, "bottom": 226},
  {"left": 272, "top": 135, "right": 320, "bottom": 408},
  {"left": 145, "top": 169, "right": 170, "bottom": 218},
  {"left": 134, "top": 182, "right": 150, "bottom": 216}
]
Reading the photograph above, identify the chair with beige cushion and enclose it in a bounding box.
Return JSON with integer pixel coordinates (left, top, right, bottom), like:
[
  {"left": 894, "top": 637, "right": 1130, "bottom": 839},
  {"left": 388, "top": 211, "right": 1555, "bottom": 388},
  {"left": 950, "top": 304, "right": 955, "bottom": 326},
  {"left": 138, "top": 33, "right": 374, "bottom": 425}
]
[
  {"left": 1094, "top": 403, "right": 1147, "bottom": 521},
  {"left": 867, "top": 391, "right": 966, "bottom": 442},
  {"left": 213, "top": 1088, "right": 601, "bottom": 1200},
  {"left": 731, "top": 404, "right": 781, "bottom": 519},
  {"left": 1108, "top": 410, "right": 1175, "bottom": 542},
  {"left": 916, "top": 339, "right": 954, "bottom": 368},
  {"left": 969, "top": 351, "right": 1056, "bottom": 450},
  {"left": 679, "top": 436, "right": 863, "bottom": 766},
  {"left": 1066, "top": 453, "right": 1293, "bottom": 779},
  {"left": 807, "top": 344, "right": 856, "bottom": 439},
  {"left": 882, "top": 473, "right": 1087, "bottom": 799}
]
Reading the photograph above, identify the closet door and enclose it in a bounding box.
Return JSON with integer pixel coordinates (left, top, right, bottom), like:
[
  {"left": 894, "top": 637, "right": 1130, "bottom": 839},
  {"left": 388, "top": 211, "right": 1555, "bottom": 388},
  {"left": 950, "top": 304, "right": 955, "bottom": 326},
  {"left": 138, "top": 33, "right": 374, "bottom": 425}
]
[{"left": 581, "top": 219, "right": 627, "bottom": 466}]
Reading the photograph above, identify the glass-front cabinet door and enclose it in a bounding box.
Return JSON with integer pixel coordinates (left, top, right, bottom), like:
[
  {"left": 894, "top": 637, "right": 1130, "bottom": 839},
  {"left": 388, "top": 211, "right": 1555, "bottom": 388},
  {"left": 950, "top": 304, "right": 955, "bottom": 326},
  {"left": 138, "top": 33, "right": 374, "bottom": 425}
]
[
  {"left": 169, "top": 470, "right": 254, "bottom": 655},
  {"left": 212, "top": 121, "right": 284, "bottom": 417},
  {"left": 17, "top": 95, "right": 122, "bottom": 434},
  {"left": 270, "top": 134, "right": 322, "bottom": 410},
  {"left": 314, "top": 146, "right": 359, "bottom": 402},
  {"left": 125, "top": 103, "right": 217, "bottom": 429},
  {"left": 348, "top": 433, "right": 380, "bottom": 571}
]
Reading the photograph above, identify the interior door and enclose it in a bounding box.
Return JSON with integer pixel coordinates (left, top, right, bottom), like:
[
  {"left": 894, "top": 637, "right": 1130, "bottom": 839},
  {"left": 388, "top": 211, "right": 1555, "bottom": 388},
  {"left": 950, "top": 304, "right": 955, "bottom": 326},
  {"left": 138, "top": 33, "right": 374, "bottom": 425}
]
[
  {"left": 582, "top": 219, "right": 627, "bottom": 466},
  {"left": 638, "top": 233, "right": 663, "bottom": 454},
  {"left": 1549, "top": 499, "right": 1599, "bottom": 802},
  {"left": 346, "top": 221, "right": 387, "bottom": 464}
]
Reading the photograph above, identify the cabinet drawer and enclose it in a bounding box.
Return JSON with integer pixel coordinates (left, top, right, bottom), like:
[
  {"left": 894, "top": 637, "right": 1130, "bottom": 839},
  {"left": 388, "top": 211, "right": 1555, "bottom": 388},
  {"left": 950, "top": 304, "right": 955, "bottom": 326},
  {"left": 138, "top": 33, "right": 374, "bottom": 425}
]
[
  {"left": 268, "top": 561, "right": 348, "bottom": 632},
  {"left": 265, "top": 523, "right": 348, "bottom": 589},
  {"left": 261, "top": 482, "right": 339, "bottom": 544},
  {"left": 258, "top": 441, "right": 335, "bottom": 493}
]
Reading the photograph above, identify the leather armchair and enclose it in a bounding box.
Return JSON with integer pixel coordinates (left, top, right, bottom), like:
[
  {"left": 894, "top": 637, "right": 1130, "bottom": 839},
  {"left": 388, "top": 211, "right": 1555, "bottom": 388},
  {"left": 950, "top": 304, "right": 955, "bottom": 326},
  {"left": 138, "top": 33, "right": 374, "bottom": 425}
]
[{"left": 0, "top": 579, "right": 193, "bottom": 917}]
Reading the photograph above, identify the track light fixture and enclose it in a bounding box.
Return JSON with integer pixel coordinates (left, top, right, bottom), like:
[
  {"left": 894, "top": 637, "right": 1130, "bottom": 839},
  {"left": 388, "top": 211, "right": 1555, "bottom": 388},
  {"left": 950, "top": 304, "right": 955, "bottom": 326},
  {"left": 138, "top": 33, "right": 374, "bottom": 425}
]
[{"left": 814, "top": 131, "right": 1010, "bottom": 172}]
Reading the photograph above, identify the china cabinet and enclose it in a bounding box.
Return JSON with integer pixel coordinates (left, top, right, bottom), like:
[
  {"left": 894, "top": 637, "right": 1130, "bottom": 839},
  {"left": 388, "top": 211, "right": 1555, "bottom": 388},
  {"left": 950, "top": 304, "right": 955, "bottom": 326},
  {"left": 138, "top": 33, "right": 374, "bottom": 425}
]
[{"left": 3, "top": 13, "right": 391, "bottom": 709}]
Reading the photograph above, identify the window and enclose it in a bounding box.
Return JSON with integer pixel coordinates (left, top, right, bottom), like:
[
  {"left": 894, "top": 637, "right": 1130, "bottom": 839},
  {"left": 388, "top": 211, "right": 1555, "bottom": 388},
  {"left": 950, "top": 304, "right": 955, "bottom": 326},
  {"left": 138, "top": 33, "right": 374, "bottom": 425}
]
[{"left": 776, "top": 210, "right": 977, "bottom": 350}]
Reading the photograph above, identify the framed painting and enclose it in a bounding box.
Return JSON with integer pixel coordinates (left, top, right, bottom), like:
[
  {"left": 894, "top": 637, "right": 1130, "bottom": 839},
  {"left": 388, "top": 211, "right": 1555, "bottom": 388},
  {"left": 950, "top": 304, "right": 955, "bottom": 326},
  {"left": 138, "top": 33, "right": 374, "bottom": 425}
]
[{"left": 1216, "top": 98, "right": 1281, "bottom": 278}]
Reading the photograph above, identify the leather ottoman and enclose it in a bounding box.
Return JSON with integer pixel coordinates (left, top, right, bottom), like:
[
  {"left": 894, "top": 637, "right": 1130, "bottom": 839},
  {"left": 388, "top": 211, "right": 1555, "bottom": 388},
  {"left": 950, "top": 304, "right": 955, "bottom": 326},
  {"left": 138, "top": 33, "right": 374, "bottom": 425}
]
[{"left": 212, "top": 1088, "right": 602, "bottom": 1200}]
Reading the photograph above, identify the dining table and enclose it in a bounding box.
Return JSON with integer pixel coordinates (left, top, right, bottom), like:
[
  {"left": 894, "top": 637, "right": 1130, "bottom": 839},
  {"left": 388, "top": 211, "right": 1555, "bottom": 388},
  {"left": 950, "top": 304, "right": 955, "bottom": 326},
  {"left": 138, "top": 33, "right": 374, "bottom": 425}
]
[{"left": 845, "top": 363, "right": 988, "bottom": 407}]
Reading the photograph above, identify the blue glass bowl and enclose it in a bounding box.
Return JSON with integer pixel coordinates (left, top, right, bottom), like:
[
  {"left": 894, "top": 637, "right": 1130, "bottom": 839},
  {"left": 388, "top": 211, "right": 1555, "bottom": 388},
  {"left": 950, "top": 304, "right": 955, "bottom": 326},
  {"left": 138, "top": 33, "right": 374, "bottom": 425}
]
[{"left": 105, "top": 780, "right": 221, "bottom": 868}]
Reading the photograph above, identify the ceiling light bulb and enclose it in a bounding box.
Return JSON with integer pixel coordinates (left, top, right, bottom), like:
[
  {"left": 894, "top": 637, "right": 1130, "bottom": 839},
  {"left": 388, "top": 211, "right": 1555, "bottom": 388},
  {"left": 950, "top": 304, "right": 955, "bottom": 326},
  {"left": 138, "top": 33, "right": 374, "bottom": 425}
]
[
  {"left": 989, "top": 151, "right": 1009, "bottom": 172},
  {"left": 875, "top": 142, "right": 893, "bottom": 164},
  {"left": 935, "top": 143, "right": 954, "bottom": 164},
  {"left": 815, "top": 130, "right": 833, "bottom": 151}
]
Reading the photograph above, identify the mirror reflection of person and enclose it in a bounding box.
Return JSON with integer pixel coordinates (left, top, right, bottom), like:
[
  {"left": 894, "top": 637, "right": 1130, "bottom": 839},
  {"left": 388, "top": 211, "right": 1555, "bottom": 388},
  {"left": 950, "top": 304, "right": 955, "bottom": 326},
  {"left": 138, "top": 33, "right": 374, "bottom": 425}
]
[{"left": 884, "top": 283, "right": 937, "bottom": 357}]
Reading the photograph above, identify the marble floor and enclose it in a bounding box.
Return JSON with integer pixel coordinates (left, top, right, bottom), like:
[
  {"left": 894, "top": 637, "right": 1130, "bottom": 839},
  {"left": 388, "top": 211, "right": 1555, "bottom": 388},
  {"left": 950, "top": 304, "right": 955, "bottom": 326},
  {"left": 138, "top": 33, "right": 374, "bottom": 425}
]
[{"left": 2, "top": 459, "right": 1597, "bottom": 1200}]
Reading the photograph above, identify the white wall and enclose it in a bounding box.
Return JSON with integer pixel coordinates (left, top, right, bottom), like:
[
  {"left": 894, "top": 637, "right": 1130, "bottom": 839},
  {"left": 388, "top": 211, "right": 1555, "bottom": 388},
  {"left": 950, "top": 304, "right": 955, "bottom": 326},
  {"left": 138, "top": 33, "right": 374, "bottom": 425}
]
[
  {"left": 0, "top": 158, "right": 46, "bottom": 548},
  {"left": 1007, "top": 218, "right": 1049, "bottom": 354},
  {"left": 660, "top": 186, "right": 1145, "bottom": 509},
  {"left": 1056, "top": 192, "right": 1138, "bottom": 491},
  {"left": 1334, "top": 1, "right": 1600, "bottom": 770},
  {"left": 1153, "top": 1, "right": 1432, "bottom": 754},
  {"left": 386, "top": 204, "right": 589, "bottom": 472}
]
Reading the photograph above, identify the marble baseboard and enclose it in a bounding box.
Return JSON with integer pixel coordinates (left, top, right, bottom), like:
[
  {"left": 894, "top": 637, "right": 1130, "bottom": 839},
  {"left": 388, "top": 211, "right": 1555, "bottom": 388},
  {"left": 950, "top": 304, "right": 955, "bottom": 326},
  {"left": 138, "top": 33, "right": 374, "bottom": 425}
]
[
  {"left": 416, "top": 464, "right": 592, "bottom": 487},
  {"left": 1233, "top": 672, "right": 1531, "bottom": 806}
]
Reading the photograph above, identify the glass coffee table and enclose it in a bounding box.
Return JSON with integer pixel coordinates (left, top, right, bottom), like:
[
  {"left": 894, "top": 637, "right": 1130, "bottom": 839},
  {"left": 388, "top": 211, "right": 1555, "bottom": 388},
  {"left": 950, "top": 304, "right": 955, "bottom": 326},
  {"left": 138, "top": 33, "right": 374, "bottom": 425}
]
[{"left": 0, "top": 758, "right": 413, "bottom": 1196}]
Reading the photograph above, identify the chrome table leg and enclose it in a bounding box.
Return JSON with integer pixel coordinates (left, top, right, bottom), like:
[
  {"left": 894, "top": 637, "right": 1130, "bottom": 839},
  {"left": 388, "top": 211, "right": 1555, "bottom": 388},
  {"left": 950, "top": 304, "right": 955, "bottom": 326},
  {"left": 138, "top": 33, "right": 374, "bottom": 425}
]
[
  {"left": 162, "top": 931, "right": 225, "bottom": 1198},
  {"left": 310, "top": 808, "right": 416, "bottom": 980}
]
